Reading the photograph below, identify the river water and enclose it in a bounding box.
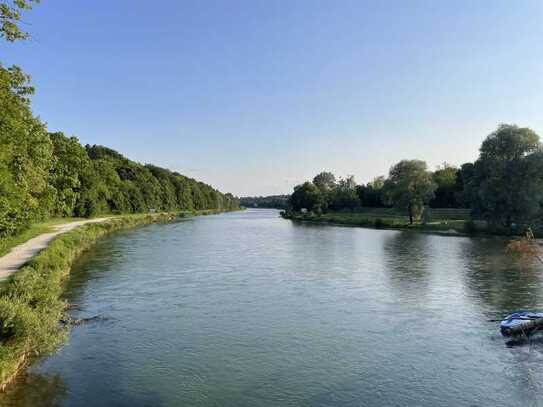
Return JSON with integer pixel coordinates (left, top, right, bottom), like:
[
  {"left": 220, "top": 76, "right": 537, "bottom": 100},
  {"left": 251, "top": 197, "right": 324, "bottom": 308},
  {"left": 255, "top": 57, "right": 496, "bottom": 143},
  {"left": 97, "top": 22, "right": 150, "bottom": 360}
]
[{"left": 2, "top": 209, "right": 543, "bottom": 406}]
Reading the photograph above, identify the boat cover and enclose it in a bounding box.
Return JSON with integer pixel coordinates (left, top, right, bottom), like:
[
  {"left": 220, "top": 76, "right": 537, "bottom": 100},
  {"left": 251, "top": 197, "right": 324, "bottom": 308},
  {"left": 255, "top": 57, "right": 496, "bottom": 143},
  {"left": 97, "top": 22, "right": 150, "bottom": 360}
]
[{"left": 500, "top": 311, "right": 543, "bottom": 336}]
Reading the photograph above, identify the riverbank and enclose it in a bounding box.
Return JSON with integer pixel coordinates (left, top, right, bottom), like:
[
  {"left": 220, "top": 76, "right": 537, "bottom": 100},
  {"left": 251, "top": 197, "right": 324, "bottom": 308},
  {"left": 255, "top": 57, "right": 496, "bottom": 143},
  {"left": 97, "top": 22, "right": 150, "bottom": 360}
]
[
  {"left": 0, "top": 210, "right": 225, "bottom": 390},
  {"left": 0, "top": 218, "right": 112, "bottom": 280},
  {"left": 282, "top": 209, "right": 491, "bottom": 236}
]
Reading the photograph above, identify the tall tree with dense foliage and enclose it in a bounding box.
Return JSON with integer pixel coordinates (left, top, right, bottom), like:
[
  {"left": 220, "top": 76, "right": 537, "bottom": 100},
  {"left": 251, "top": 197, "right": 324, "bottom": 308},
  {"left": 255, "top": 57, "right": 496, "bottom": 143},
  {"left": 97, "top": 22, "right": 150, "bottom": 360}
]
[
  {"left": 468, "top": 124, "right": 543, "bottom": 229},
  {"left": 454, "top": 163, "right": 475, "bottom": 208},
  {"left": 313, "top": 172, "right": 336, "bottom": 192},
  {"left": 383, "top": 160, "right": 436, "bottom": 224},
  {"left": 48, "top": 133, "right": 90, "bottom": 216},
  {"left": 288, "top": 182, "right": 325, "bottom": 213},
  {"left": 329, "top": 175, "right": 359, "bottom": 210},
  {"left": 0, "top": 0, "right": 38, "bottom": 42},
  {"left": 0, "top": 65, "right": 53, "bottom": 237},
  {"left": 357, "top": 176, "right": 386, "bottom": 207},
  {"left": 429, "top": 163, "right": 459, "bottom": 208}
]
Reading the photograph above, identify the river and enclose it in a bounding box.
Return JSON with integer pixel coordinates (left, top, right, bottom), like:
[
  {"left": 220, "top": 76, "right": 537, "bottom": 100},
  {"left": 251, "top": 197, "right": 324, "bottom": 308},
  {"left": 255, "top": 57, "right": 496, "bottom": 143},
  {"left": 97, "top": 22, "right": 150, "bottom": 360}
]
[{"left": 2, "top": 209, "right": 543, "bottom": 406}]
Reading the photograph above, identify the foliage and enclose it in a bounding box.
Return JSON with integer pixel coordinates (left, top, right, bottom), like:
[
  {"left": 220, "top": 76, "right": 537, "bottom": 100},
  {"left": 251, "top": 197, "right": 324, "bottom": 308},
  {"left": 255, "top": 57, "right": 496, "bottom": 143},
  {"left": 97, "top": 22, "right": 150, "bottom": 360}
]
[
  {"left": 357, "top": 176, "right": 386, "bottom": 207},
  {"left": 454, "top": 163, "right": 475, "bottom": 208},
  {"left": 0, "top": 0, "right": 38, "bottom": 42},
  {"left": 329, "top": 175, "right": 359, "bottom": 210},
  {"left": 48, "top": 133, "right": 89, "bottom": 217},
  {"left": 288, "top": 182, "right": 325, "bottom": 212},
  {"left": 467, "top": 124, "right": 543, "bottom": 230},
  {"left": 239, "top": 195, "right": 289, "bottom": 209},
  {"left": 429, "top": 163, "right": 460, "bottom": 208},
  {"left": 312, "top": 172, "right": 336, "bottom": 192},
  {"left": 286, "top": 124, "right": 543, "bottom": 236},
  {"left": 506, "top": 237, "right": 543, "bottom": 264},
  {"left": 0, "top": 64, "right": 53, "bottom": 238},
  {"left": 383, "top": 160, "right": 437, "bottom": 224},
  {"left": 0, "top": 89, "right": 239, "bottom": 238}
]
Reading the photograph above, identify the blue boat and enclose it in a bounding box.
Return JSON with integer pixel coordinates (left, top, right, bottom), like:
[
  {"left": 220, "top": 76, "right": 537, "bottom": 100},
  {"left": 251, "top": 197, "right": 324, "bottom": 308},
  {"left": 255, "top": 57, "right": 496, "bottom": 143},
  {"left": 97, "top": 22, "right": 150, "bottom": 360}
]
[{"left": 500, "top": 311, "right": 543, "bottom": 337}]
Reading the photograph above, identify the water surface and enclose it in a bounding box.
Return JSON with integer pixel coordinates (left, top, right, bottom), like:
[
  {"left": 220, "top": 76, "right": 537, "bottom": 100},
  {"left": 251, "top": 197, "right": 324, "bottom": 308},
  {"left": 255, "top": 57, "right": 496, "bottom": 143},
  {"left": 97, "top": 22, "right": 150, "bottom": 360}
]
[{"left": 2, "top": 209, "right": 543, "bottom": 406}]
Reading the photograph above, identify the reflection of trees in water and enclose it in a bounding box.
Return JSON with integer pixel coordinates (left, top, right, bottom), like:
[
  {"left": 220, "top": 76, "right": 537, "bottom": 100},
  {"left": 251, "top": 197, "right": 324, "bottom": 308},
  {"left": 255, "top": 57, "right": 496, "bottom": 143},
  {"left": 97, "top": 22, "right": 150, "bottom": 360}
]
[
  {"left": 0, "top": 372, "right": 66, "bottom": 407},
  {"left": 382, "top": 232, "right": 432, "bottom": 298},
  {"left": 0, "top": 368, "right": 168, "bottom": 406},
  {"left": 61, "top": 241, "right": 122, "bottom": 304},
  {"left": 287, "top": 222, "right": 362, "bottom": 279},
  {"left": 459, "top": 238, "right": 543, "bottom": 313}
]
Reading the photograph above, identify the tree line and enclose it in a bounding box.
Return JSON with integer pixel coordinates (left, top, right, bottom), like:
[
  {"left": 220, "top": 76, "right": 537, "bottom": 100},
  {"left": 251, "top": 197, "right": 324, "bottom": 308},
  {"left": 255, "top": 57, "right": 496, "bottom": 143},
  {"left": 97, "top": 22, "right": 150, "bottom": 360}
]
[
  {"left": 239, "top": 195, "right": 289, "bottom": 209},
  {"left": 0, "top": 1, "right": 238, "bottom": 239},
  {"left": 287, "top": 124, "right": 543, "bottom": 231}
]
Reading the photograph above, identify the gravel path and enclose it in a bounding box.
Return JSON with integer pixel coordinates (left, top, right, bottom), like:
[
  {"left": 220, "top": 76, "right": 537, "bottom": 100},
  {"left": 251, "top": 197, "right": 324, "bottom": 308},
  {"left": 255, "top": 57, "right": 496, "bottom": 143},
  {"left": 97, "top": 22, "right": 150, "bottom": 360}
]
[{"left": 0, "top": 218, "right": 110, "bottom": 280}]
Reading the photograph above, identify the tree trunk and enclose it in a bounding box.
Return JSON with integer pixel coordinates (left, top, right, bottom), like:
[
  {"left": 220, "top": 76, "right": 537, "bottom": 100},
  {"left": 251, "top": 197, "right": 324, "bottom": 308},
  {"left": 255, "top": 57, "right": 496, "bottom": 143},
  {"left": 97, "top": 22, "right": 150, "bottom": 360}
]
[{"left": 408, "top": 203, "right": 413, "bottom": 225}]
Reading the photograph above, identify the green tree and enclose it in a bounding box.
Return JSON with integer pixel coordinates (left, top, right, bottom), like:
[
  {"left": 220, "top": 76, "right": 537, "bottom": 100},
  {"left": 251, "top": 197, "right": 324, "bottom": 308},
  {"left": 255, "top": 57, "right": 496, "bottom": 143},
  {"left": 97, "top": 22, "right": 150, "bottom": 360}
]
[
  {"left": 0, "top": 65, "right": 52, "bottom": 236},
  {"left": 48, "top": 133, "right": 92, "bottom": 216},
  {"left": 330, "top": 175, "right": 359, "bottom": 210},
  {"left": 454, "top": 163, "right": 475, "bottom": 208},
  {"left": 383, "top": 160, "right": 436, "bottom": 224},
  {"left": 288, "top": 182, "right": 324, "bottom": 212},
  {"left": 469, "top": 124, "right": 543, "bottom": 229},
  {"left": 313, "top": 172, "right": 336, "bottom": 192},
  {"left": 357, "top": 176, "right": 386, "bottom": 207},
  {"left": 429, "top": 163, "right": 459, "bottom": 208},
  {"left": 1, "top": 0, "right": 39, "bottom": 42}
]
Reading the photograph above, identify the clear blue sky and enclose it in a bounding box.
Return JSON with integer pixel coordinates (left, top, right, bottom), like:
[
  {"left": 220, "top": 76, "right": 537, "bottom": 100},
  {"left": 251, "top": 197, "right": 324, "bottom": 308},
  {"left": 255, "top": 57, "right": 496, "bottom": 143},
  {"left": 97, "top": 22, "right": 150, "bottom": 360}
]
[{"left": 1, "top": 0, "right": 542, "bottom": 196}]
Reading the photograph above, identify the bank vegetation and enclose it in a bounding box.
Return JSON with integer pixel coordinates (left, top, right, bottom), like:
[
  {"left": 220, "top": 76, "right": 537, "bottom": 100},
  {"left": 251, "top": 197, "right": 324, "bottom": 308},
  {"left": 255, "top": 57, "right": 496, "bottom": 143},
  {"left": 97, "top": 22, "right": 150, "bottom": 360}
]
[{"left": 283, "top": 124, "right": 543, "bottom": 236}]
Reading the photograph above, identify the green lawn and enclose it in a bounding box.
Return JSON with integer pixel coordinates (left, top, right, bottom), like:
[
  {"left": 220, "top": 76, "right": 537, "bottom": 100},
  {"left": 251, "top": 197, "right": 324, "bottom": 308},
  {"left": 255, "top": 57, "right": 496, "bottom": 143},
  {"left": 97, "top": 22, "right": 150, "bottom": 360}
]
[
  {"left": 288, "top": 207, "right": 472, "bottom": 234},
  {"left": 316, "top": 207, "right": 470, "bottom": 221}
]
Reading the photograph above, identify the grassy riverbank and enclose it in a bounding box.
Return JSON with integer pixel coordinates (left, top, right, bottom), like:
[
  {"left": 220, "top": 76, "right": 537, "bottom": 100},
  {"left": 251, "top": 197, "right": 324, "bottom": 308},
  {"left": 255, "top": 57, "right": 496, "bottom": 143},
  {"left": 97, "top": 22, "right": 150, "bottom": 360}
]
[
  {"left": 0, "top": 218, "right": 87, "bottom": 258},
  {"left": 283, "top": 208, "right": 480, "bottom": 235},
  {"left": 0, "top": 210, "right": 224, "bottom": 389}
]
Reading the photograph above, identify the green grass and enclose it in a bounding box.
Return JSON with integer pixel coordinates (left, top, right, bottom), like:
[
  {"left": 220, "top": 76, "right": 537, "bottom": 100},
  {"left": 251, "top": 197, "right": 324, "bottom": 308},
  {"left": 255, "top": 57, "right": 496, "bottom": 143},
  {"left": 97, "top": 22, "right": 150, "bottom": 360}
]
[
  {"left": 0, "top": 218, "right": 87, "bottom": 258},
  {"left": 284, "top": 207, "right": 473, "bottom": 235}
]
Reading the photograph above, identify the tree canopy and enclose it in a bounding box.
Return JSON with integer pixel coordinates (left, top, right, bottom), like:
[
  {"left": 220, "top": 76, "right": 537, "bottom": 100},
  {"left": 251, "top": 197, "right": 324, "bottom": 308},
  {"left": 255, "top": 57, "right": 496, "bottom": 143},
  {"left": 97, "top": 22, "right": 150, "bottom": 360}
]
[
  {"left": 289, "top": 182, "right": 325, "bottom": 213},
  {"left": 0, "top": 64, "right": 53, "bottom": 236},
  {"left": 382, "top": 160, "right": 436, "bottom": 224},
  {"left": 0, "top": 66, "right": 239, "bottom": 238},
  {"left": 313, "top": 172, "right": 336, "bottom": 192},
  {"left": 286, "top": 124, "right": 543, "bottom": 234},
  {"left": 0, "top": 0, "right": 39, "bottom": 42},
  {"left": 429, "top": 163, "right": 460, "bottom": 208},
  {"left": 468, "top": 124, "right": 543, "bottom": 229}
]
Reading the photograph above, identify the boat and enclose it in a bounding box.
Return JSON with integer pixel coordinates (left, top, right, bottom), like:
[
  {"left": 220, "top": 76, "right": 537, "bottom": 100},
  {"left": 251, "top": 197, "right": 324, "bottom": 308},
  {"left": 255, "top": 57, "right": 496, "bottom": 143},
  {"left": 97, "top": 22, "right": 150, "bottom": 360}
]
[{"left": 500, "top": 311, "right": 543, "bottom": 337}]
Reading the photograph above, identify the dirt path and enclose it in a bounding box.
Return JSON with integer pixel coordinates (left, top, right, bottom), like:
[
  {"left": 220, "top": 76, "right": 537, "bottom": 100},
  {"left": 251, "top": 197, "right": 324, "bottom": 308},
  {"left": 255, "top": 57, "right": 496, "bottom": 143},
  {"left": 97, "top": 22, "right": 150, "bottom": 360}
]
[{"left": 0, "top": 218, "right": 110, "bottom": 280}]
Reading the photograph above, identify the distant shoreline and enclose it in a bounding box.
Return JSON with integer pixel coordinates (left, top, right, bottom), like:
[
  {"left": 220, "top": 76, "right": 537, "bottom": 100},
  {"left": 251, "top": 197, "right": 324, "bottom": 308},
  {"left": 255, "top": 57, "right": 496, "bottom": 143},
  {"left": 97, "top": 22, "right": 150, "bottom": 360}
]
[{"left": 281, "top": 210, "right": 520, "bottom": 238}]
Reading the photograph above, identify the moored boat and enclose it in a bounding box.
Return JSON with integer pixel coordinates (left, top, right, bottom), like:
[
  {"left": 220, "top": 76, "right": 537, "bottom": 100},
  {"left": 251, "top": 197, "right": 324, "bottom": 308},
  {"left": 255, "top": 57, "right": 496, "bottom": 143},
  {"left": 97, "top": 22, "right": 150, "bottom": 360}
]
[{"left": 500, "top": 311, "right": 543, "bottom": 337}]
